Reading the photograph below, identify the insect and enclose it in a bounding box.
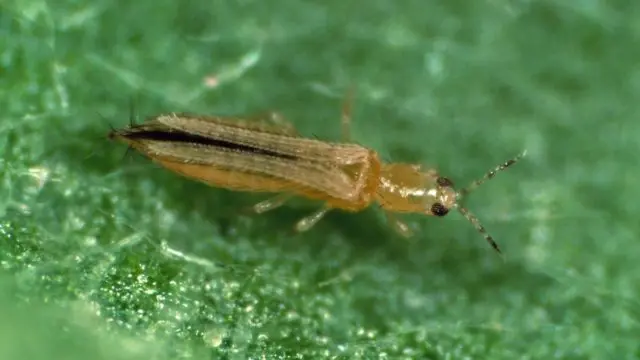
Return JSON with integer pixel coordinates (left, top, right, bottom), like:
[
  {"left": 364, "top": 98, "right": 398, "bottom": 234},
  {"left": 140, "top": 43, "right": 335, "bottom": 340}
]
[{"left": 108, "top": 94, "right": 524, "bottom": 253}]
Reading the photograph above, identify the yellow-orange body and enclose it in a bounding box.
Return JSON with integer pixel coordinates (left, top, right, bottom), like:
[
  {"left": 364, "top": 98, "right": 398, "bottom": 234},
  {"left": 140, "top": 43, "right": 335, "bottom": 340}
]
[{"left": 109, "top": 110, "right": 523, "bottom": 253}]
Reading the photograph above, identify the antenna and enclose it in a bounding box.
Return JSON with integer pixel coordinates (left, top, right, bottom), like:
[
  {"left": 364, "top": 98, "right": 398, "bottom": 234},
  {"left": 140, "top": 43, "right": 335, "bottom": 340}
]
[
  {"left": 459, "top": 150, "right": 527, "bottom": 197},
  {"left": 456, "top": 150, "right": 527, "bottom": 253}
]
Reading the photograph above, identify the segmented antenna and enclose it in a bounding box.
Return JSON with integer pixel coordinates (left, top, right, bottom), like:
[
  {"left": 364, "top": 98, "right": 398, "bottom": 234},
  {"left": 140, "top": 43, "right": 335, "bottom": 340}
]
[
  {"left": 456, "top": 151, "right": 527, "bottom": 253},
  {"left": 459, "top": 151, "right": 527, "bottom": 197}
]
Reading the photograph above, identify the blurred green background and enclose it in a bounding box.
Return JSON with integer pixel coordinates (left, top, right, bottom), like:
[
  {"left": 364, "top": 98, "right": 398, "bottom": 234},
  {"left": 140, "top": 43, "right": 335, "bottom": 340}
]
[{"left": 1, "top": 0, "right": 639, "bottom": 358}]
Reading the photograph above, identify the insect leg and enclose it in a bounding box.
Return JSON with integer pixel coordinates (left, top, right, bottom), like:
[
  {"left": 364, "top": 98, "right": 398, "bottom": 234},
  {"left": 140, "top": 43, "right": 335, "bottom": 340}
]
[
  {"left": 251, "top": 193, "right": 293, "bottom": 214},
  {"left": 384, "top": 211, "right": 413, "bottom": 237},
  {"left": 341, "top": 86, "right": 355, "bottom": 141},
  {"left": 248, "top": 111, "right": 298, "bottom": 135},
  {"left": 295, "top": 206, "right": 332, "bottom": 232},
  {"left": 264, "top": 112, "right": 297, "bottom": 134}
]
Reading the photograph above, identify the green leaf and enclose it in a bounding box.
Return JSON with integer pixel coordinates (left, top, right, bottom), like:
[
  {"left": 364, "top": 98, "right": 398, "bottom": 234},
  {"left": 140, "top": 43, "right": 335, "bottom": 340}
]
[{"left": 1, "top": 1, "right": 639, "bottom": 358}]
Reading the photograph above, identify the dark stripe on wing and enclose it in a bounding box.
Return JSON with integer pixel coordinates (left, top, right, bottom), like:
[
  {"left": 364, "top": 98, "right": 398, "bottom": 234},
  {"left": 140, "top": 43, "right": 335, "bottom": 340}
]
[{"left": 113, "top": 127, "right": 298, "bottom": 160}]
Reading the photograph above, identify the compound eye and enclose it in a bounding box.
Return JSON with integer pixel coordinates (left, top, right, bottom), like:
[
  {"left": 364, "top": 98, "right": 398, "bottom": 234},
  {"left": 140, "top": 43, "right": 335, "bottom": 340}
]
[
  {"left": 430, "top": 202, "right": 450, "bottom": 217},
  {"left": 436, "top": 177, "right": 454, "bottom": 187}
]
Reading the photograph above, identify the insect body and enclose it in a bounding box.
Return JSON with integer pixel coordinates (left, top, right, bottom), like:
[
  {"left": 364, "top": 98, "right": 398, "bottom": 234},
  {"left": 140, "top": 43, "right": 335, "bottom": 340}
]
[{"left": 108, "top": 99, "right": 524, "bottom": 253}]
